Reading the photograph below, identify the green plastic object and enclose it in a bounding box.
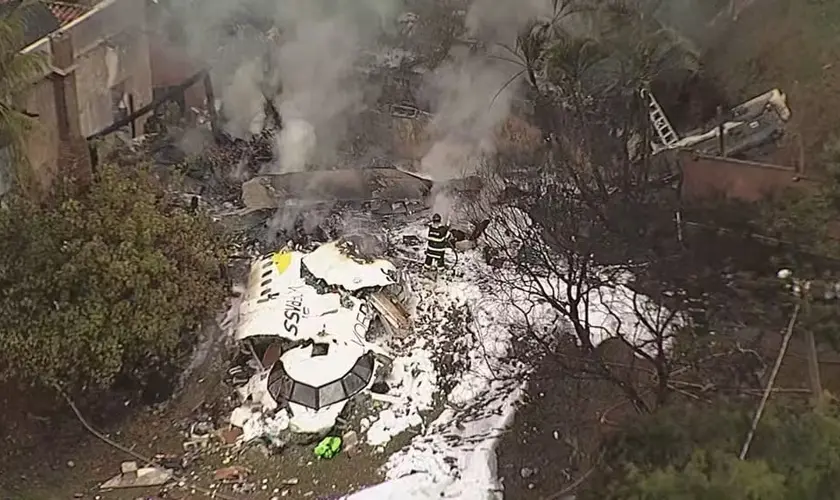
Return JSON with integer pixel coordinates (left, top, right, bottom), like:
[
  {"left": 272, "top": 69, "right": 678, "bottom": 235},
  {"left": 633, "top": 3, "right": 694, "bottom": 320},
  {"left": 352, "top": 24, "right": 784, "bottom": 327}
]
[{"left": 314, "top": 436, "right": 342, "bottom": 459}]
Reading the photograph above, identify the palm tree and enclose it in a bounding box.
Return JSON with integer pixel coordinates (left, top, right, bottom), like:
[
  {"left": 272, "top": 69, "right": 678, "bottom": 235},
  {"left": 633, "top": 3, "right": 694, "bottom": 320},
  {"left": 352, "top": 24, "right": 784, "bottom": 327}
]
[
  {"left": 0, "top": 1, "right": 46, "bottom": 157},
  {"left": 489, "top": 0, "right": 592, "bottom": 91}
]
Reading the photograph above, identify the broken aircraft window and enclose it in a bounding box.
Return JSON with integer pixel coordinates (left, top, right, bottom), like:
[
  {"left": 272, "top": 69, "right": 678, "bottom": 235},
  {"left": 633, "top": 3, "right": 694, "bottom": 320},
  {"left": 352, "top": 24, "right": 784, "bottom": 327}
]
[
  {"left": 341, "top": 371, "right": 367, "bottom": 395},
  {"left": 291, "top": 382, "right": 319, "bottom": 408},
  {"left": 312, "top": 343, "right": 329, "bottom": 357},
  {"left": 261, "top": 279, "right": 272, "bottom": 287},
  {"left": 268, "top": 371, "right": 294, "bottom": 398},
  {"left": 352, "top": 353, "right": 374, "bottom": 381},
  {"left": 262, "top": 270, "right": 271, "bottom": 278},
  {"left": 319, "top": 380, "right": 346, "bottom": 407}
]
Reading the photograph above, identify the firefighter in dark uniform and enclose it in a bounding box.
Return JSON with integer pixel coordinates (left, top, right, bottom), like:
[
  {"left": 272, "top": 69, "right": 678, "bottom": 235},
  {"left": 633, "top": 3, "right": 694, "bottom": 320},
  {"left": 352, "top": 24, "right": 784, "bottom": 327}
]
[{"left": 425, "top": 213, "right": 450, "bottom": 268}]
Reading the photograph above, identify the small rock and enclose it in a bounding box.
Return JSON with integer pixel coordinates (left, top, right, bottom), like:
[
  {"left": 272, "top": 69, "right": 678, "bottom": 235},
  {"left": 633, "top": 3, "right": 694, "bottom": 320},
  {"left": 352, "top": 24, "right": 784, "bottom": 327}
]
[
  {"left": 528, "top": 483, "right": 535, "bottom": 490},
  {"left": 121, "top": 461, "right": 139, "bottom": 475},
  {"left": 73, "top": 494, "right": 83, "bottom": 499},
  {"left": 214, "top": 465, "right": 249, "bottom": 482},
  {"left": 66, "top": 460, "right": 75, "bottom": 468},
  {"left": 342, "top": 430, "right": 360, "bottom": 455},
  {"left": 282, "top": 478, "right": 299, "bottom": 486},
  {"left": 520, "top": 467, "right": 537, "bottom": 479}
]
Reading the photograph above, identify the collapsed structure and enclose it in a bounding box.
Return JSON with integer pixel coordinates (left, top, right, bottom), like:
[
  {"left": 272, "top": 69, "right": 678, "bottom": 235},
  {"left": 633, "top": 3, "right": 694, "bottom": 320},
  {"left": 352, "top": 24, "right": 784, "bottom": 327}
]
[
  {"left": 649, "top": 88, "right": 791, "bottom": 157},
  {"left": 232, "top": 238, "right": 412, "bottom": 434}
]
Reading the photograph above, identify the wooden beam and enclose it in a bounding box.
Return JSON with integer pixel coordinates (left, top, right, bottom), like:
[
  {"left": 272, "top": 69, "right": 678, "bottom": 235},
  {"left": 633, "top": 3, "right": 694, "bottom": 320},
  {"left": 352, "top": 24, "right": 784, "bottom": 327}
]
[{"left": 86, "top": 69, "right": 207, "bottom": 140}]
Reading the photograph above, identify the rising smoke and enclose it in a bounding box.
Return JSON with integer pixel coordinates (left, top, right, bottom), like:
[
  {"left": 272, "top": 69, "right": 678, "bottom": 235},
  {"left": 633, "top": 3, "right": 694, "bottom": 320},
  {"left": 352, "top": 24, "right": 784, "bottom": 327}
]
[
  {"left": 160, "top": 0, "right": 562, "bottom": 226},
  {"left": 418, "top": 0, "right": 553, "bottom": 218},
  {"left": 164, "top": 0, "right": 403, "bottom": 173}
]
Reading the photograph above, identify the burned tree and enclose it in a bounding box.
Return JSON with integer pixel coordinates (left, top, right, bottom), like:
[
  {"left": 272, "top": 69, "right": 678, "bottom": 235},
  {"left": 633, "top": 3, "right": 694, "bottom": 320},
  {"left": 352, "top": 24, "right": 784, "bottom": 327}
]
[
  {"left": 475, "top": 158, "right": 681, "bottom": 412},
  {"left": 464, "top": 9, "right": 709, "bottom": 412}
]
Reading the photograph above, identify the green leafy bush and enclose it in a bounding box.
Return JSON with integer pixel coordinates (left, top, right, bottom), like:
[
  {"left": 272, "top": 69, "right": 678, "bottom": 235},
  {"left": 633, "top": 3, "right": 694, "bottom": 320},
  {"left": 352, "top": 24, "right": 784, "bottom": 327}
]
[
  {"left": 584, "top": 399, "right": 840, "bottom": 500},
  {"left": 0, "top": 165, "right": 229, "bottom": 393}
]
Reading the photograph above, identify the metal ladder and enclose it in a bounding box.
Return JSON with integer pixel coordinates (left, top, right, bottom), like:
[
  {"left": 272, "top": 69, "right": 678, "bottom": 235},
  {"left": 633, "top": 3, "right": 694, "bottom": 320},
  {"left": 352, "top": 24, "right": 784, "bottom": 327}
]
[{"left": 641, "top": 88, "right": 679, "bottom": 149}]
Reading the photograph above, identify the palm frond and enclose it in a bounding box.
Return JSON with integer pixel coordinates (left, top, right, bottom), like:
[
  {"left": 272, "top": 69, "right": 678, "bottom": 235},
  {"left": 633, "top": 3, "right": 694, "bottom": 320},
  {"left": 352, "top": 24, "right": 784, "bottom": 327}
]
[
  {"left": 545, "top": 34, "right": 607, "bottom": 84},
  {"left": 0, "top": 1, "right": 47, "bottom": 165}
]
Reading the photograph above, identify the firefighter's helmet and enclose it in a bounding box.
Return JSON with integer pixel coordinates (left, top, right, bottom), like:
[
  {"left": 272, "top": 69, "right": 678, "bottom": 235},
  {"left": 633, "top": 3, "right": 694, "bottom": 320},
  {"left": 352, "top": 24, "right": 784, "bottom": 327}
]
[{"left": 432, "top": 213, "right": 442, "bottom": 223}]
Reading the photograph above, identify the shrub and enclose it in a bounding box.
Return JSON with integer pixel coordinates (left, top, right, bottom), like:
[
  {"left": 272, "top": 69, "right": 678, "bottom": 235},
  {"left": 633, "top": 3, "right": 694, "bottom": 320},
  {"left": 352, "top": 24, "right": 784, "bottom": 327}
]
[{"left": 0, "top": 164, "right": 230, "bottom": 394}]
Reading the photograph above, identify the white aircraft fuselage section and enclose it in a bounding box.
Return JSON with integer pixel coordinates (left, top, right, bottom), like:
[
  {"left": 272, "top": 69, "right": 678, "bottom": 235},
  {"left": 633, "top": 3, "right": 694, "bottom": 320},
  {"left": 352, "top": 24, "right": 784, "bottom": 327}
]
[
  {"left": 233, "top": 242, "right": 403, "bottom": 434},
  {"left": 236, "top": 246, "right": 385, "bottom": 345}
]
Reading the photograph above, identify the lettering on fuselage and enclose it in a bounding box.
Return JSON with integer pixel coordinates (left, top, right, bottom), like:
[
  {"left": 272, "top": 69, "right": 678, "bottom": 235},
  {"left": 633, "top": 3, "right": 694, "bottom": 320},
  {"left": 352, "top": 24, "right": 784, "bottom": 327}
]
[
  {"left": 283, "top": 286, "right": 308, "bottom": 336},
  {"left": 351, "top": 302, "right": 372, "bottom": 347}
]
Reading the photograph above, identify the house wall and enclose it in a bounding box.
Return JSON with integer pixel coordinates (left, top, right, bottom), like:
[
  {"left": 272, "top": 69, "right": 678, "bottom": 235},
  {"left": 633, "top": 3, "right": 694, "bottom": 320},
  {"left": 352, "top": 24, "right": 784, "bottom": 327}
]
[
  {"left": 21, "top": 78, "right": 61, "bottom": 191},
  {"left": 149, "top": 41, "right": 206, "bottom": 110},
  {"left": 679, "top": 150, "right": 817, "bottom": 202},
  {"left": 15, "top": 0, "right": 153, "bottom": 193},
  {"left": 66, "top": 0, "right": 152, "bottom": 136}
]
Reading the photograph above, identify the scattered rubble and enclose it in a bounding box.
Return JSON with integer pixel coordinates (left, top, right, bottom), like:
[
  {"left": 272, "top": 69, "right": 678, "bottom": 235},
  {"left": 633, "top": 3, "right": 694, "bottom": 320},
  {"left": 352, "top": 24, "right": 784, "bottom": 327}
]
[
  {"left": 241, "top": 168, "right": 433, "bottom": 211},
  {"left": 213, "top": 465, "right": 249, "bottom": 482},
  {"left": 100, "top": 462, "right": 172, "bottom": 490}
]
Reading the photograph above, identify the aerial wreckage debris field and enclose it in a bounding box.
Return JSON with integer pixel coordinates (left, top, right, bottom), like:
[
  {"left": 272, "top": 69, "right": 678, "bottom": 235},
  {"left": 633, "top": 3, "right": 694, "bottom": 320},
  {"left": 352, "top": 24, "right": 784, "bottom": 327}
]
[
  {"left": 0, "top": 0, "right": 543, "bottom": 497},
  {"left": 4, "top": 0, "right": 817, "bottom": 498}
]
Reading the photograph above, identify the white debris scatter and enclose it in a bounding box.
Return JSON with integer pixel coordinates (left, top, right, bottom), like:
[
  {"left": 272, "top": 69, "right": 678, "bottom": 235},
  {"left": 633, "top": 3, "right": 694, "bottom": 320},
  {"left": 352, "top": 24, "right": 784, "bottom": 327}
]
[
  {"left": 218, "top": 219, "right": 668, "bottom": 499},
  {"left": 228, "top": 240, "right": 399, "bottom": 435},
  {"left": 237, "top": 371, "right": 279, "bottom": 411},
  {"left": 346, "top": 221, "right": 555, "bottom": 499},
  {"left": 231, "top": 406, "right": 290, "bottom": 445},
  {"left": 302, "top": 241, "right": 397, "bottom": 291},
  {"left": 345, "top": 220, "right": 671, "bottom": 499},
  {"left": 341, "top": 473, "right": 445, "bottom": 499},
  {"left": 366, "top": 347, "right": 437, "bottom": 446},
  {"left": 582, "top": 277, "right": 677, "bottom": 349}
]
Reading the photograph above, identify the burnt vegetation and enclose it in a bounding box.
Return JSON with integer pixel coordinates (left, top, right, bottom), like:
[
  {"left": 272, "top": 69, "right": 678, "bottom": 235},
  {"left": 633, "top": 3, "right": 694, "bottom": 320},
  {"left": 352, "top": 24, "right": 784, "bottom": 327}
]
[{"left": 467, "top": 1, "right": 840, "bottom": 498}]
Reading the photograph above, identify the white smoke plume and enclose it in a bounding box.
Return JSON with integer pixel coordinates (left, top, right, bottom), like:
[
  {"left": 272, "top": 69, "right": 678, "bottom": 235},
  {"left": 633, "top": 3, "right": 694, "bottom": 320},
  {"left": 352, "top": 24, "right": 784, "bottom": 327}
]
[
  {"left": 419, "top": 0, "right": 553, "bottom": 217},
  {"left": 162, "top": 0, "right": 403, "bottom": 172}
]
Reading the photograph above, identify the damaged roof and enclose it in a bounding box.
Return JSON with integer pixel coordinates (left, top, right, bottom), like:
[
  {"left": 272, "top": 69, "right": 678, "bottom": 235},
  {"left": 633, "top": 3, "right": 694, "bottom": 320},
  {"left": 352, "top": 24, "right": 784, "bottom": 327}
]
[
  {"left": 242, "top": 168, "right": 433, "bottom": 210},
  {"left": 45, "top": 1, "right": 90, "bottom": 26},
  {"left": 675, "top": 89, "right": 791, "bottom": 158},
  {"left": 0, "top": 0, "right": 91, "bottom": 49}
]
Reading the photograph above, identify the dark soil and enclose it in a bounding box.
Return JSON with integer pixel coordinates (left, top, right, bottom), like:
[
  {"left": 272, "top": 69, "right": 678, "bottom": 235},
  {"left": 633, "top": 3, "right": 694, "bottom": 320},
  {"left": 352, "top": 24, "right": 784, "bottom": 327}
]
[
  {"left": 497, "top": 342, "right": 643, "bottom": 500},
  {"left": 0, "top": 336, "right": 395, "bottom": 500}
]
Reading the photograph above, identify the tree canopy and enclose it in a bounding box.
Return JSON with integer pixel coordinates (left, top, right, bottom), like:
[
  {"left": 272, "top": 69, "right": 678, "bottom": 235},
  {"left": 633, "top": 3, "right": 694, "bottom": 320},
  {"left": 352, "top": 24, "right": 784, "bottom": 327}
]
[
  {"left": 0, "top": 165, "right": 230, "bottom": 394},
  {"left": 583, "top": 398, "right": 840, "bottom": 500}
]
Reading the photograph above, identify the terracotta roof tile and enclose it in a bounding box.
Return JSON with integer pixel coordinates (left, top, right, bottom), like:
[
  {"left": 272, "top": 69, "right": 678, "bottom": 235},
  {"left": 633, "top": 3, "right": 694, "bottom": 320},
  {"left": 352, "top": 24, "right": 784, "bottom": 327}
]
[{"left": 45, "top": 1, "right": 89, "bottom": 26}]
